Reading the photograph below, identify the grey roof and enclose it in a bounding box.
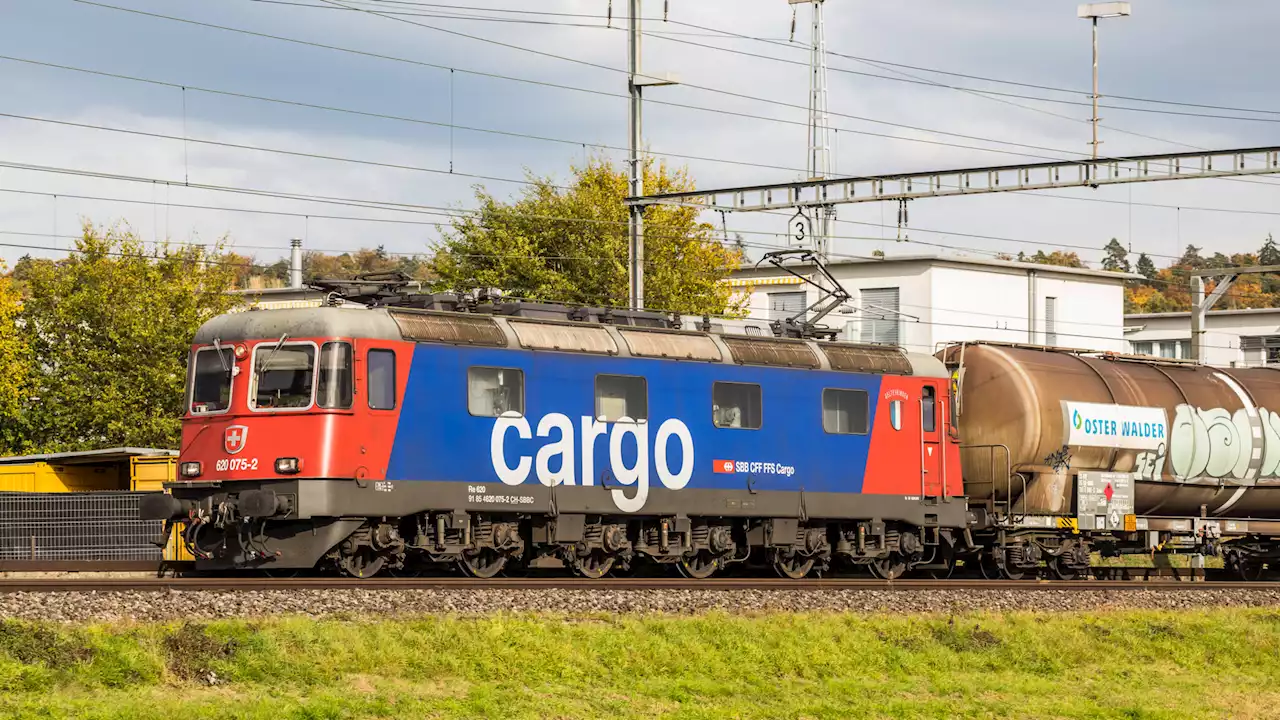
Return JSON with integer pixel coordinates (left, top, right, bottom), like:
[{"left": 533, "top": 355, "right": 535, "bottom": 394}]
[
  {"left": 734, "top": 253, "right": 1142, "bottom": 281},
  {"left": 0, "top": 447, "right": 177, "bottom": 466}
]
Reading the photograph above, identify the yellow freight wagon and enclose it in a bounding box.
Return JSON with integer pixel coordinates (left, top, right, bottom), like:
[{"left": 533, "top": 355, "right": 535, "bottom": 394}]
[{"left": 0, "top": 447, "right": 192, "bottom": 563}]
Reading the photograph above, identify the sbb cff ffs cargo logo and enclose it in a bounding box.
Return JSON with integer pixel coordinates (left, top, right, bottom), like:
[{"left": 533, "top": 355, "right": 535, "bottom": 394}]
[{"left": 225, "top": 425, "right": 249, "bottom": 455}]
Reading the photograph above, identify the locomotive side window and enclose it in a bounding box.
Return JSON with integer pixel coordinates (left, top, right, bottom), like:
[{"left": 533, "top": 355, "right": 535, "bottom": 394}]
[
  {"left": 822, "top": 388, "right": 869, "bottom": 435},
  {"left": 250, "top": 342, "right": 316, "bottom": 411},
  {"left": 713, "top": 382, "right": 761, "bottom": 429},
  {"left": 190, "top": 347, "right": 233, "bottom": 414},
  {"left": 317, "top": 342, "right": 353, "bottom": 409},
  {"left": 922, "top": 386, "right": 937, "bottom": 433},
  {"left": 596, "top": 375, "right": 647, "bottom": 422},
  {"left": 468, "top": 367, "right": 525, "bottom": 417},
  {"left": 368, "top": 350, "right": 397, "bottom": 410}
]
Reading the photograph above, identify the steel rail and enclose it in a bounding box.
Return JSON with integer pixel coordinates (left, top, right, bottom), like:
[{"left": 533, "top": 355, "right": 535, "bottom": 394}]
[{"left": 0, "top": 577, "right": 1274, "bottom": 593}]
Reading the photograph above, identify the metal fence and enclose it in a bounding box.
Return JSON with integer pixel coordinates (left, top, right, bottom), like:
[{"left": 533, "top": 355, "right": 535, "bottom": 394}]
[{"left": 0, "top": 492, "right": 163, "bottom": 561}]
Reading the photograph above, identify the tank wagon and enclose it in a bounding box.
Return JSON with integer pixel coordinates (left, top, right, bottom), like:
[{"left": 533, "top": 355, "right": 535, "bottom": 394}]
[
  {"left": 945, "top": 342, "right": 1280, "bottom": 579},
  {"left": 142, "top": 286, "right": 965, "bottom": 579}
]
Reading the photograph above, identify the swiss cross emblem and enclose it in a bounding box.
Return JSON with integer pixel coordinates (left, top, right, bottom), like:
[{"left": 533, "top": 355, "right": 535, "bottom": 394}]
[
  {"left": 714, "top": 460, "right": 735, "bottom": 474},
  {"left": 1104, "top": 483, "right": 1114, "bottom": 502},
  {"left": 224, "top": 425, "right": 249, "bottom": 455}
]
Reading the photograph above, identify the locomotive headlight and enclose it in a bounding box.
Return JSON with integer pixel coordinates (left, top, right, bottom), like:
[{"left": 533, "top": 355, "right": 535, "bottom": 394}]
[
  {"left": 179, "top": 461, "right": 202, "bottom": 478},
  {"left": 275, "top": 457, "right": 301, "bottom": 475},
  {"left": 233, "top": 344, "right": 248, "bottom": 360}
]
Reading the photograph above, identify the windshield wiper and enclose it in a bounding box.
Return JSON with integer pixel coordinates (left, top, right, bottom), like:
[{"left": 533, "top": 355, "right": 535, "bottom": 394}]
[
  {"left": 211, "top": 338, "right": 231, "bottom": 373},
  {"left": 253, "top": 334, "right": 290, "bottom": 406}
]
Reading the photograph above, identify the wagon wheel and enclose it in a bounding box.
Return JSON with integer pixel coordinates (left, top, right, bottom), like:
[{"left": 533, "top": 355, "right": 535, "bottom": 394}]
[
  {"left": 387, "top": 561, "right": 423, "bottom": 578},
  {"left": 459, "top": 549, "right": 507, "bottom": 579},
  {"left": 1226, "top": 551, "right": 1266, "bottom": 581},
  {"left": 677, "top": 551, "right": 720, "bottom": 579},
  {"left": 772, "top": 551, "right": 815, "bottom": 579},
  {"left": 980, "top": 550, "right": 1025, "bottom": 581},
  {"left": 572, "top": 550, "right": 616, "bottom": 579},
  {"left": 1048, "top": 555, "right": 1083, "bottom": 581},
  {"left": 868, "top": 555, "right": 908, "bottom": 581},
  {"left": 263, "top": 567, "right": 302, "bottom": 579},
  {"left": 340, "top": 549, "right": 386, "bottom": 579}
]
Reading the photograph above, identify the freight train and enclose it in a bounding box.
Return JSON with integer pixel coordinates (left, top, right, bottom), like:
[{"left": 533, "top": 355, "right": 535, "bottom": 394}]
[{"left": 141, "top": 274, "right": 1280, "bottom": 580}]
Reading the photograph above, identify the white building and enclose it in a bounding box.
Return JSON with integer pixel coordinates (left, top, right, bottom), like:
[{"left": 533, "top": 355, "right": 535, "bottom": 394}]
[
  {"left": 1125, "top": 308, "right": 1280, "bottom": 367},
  {"left": 727, "top": 255, "right": 1138, "bottom": 353}
]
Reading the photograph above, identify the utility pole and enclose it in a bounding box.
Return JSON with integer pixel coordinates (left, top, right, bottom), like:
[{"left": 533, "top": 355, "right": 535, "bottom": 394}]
[
  {"left": 627, "top": 0, "right": 644, "bottom": 311},
  {"left": 627, "top": 0, "right": 677, "bottom": 311},
  {"left": 1078, "top": 3, "right": 1131, "bottom": 161}
]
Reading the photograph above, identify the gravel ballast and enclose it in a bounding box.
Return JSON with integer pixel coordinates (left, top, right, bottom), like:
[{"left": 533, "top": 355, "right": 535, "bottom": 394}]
[{"left": 4, "top": 587, "right": 1280, "bottom": 622}]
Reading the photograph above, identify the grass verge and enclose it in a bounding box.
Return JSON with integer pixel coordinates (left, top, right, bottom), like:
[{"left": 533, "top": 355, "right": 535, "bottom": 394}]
[{"left": 0, "top": 609, "right": 1277, "bottom": 719}]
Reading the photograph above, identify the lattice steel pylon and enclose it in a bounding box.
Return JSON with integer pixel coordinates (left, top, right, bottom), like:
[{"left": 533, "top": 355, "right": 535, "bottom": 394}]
[{"left": 791, "top": 0, "right": 836, "bottom": 261}]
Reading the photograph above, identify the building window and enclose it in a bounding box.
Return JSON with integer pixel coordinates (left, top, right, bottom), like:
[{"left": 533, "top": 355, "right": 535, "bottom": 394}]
[
  {"left": 367, "top": 350, "right": 397, "bottom": 410},
  {"left": 468, "top": 367, "right": 525, "bottom": 417},
  {"left": 768, "top": 292, "right": 806, "bottom": 322},
  {"left": 1044, "top": 297, "right": 1057, "bottom": 346},
  {"left": 1157, "top": 340, "right": 1191, "bottom": 359},
  {"left": 822, "top": 388, "right": 869, "bottom": 435},
  {"left": 1179, "top": 340, "right": 1192, "bottom": 359},
  {"left": 1131, "top": 341, "right": 1152, "bottom": 356},
  {"left": 859, "top": 287, "right": 900, "bottom": 345},
  {"left": 596, "top": 375, "right": 647, "bottom": 422},
  {"left": 713, "top": 382, "right": 762, "bottom": 429}
]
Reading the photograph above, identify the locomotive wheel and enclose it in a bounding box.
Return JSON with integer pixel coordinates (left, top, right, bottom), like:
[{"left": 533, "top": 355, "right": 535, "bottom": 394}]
[
  {"left": 572, "top": 550, "right": 616, "bottom": 579},
  {"left": 263, "top": 568, "right": 302, "bottom": 579},
  {"left": 677, "top": 552, "right": 720, "bottom": 579},
  {"left": 459, "top": 549, "right": 507, "bottom": 579},
  {"left": 868, "top": 555, "right": 908, "bottom": 580},
  {"left": 340, "top": 550, "right": 386, "bottom": 579},
  {"left": 772, "top": 551, "right": 815, "bottom": 579}
]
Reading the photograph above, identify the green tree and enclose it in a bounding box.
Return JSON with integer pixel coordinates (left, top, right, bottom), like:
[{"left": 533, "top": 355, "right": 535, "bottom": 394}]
[
  {"left": 1135, "top": 253, "right": 1157, "bottom": 281},
  {"left": 1261, "top": 234, "right": 1280, "bottom": 266},
  {"left": 429, "top": 157, "right": 745, "bottom": 316},
  {"left": 0, "top": 266, "right": 32, "bottom": 454},
  {"left": 1178, "top": 244, "right": 1206, "bottom": 269},
  {"left": 17, "top": 224, "right": 243, "bottom": 452},
  {"left": 1101, "top": 238, "right": 1130, "bottom": 273}
]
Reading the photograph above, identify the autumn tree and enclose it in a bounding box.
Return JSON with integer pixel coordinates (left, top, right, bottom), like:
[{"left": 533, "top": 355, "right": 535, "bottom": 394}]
[
  {"left": 1026, "top": 250, "right": 1086, "bottom": 268},
  {"left": 0, "top": 266, "right": 31, "bottom": 454},
  {"left": 17, "top": 223, "right": 243, "bottom": 452},
  {"left": 429, "top": 157, "right": 745, "bottom": 316}
]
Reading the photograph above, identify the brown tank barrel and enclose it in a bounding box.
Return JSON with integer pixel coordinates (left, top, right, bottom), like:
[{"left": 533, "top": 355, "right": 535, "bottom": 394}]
[{"left": 944, "top": 342, "right": 1280, "bottom": 518}]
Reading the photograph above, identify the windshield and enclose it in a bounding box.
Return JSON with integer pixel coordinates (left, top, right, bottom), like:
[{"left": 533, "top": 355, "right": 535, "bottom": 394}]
[
  {"left": 251, "top": 343, "right": 316, "bottom": 410},
  {"left": 190, "top": 347, "right": 233, "bottom": 414}
]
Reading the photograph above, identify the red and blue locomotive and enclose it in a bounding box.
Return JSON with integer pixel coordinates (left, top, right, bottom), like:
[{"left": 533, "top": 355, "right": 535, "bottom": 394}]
[{"left": 143, "top": 278, "right": 965, "bottom": 579}]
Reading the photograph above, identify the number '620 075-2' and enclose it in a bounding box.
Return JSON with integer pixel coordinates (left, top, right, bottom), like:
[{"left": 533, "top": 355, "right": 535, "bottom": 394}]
[{"left": 215, "top": 458, "right": 259, "bottom": 472}]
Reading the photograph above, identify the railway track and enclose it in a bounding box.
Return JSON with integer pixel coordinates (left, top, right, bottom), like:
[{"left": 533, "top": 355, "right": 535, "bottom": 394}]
[{"left": 1, "top": 576, "right": 1277, "bottom": 592}]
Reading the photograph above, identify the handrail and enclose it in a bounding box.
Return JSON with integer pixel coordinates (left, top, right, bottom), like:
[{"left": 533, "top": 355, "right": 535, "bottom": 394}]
[{"left": 959, "top": 444, "right": 1017, "bottom": 522}]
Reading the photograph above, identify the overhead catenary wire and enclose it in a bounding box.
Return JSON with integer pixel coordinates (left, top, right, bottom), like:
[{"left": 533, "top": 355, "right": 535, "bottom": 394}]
[
  {"left": 10, "top": 156, "right": 1270, "bottom": 269},
  {"left": 268, "top": 0, "right": 1280, "bottom": 121},
  {"left": 2, "top": 228, "right": 1259, "bottom": 351}
]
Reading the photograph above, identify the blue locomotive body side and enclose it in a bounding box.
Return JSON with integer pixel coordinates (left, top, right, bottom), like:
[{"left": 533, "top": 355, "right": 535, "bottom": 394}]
[{"left": 385, "top": 343, "right": 891, "bottom": 511}]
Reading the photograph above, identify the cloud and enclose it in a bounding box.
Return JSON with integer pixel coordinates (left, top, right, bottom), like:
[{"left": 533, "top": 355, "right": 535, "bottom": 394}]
[{"left": 0, "top": 0, "right": 1277, "bottom": 269}]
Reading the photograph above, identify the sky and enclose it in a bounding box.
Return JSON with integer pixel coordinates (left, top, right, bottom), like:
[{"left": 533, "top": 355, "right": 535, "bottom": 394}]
[{"left": 1, "top": 0, "right": 1279, "bottom": 273}]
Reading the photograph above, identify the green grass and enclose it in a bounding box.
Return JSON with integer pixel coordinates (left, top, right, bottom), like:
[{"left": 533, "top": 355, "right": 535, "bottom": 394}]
[{"left": 1, "top": 609, "right": 1279, "bottom": 719}]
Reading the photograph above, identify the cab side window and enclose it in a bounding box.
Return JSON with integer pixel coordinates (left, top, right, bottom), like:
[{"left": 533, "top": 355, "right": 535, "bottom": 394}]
[
  {"left": 922, "top": 386, "right": 936, "bottom": 433},
  {"left": 713, "top": 382, "right": 762, "bottom": 429},
  {"left": 368, "top": 349, "right": 397, "bottom": 410}
]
